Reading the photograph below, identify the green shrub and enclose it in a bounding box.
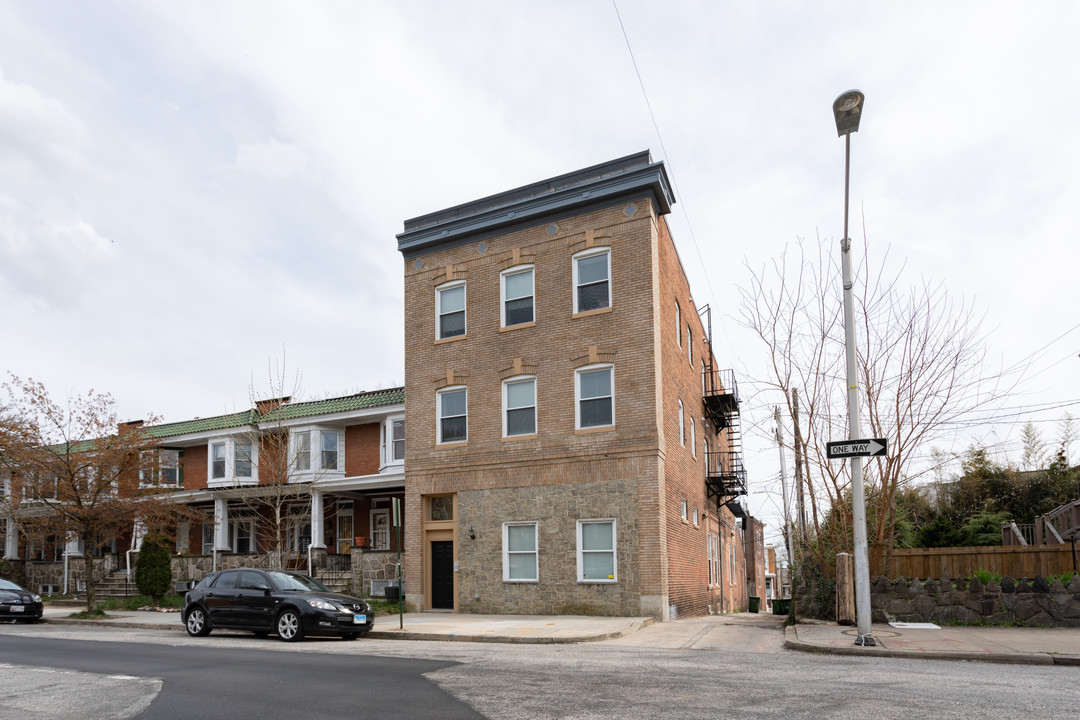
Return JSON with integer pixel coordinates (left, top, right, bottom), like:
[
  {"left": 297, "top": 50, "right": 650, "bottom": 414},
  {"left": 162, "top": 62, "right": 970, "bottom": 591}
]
[
  {"left": 134, "top": 536, "right": 173, "bottom": 606},
  {"left": 972, "top": 569, "right": 1001, "bottom": 585}
]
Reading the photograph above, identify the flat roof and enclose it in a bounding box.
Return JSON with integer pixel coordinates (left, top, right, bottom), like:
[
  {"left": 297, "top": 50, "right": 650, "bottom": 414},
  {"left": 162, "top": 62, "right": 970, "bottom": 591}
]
[{"left": 396, "top": 150, "right": 675, "bottom": 258}]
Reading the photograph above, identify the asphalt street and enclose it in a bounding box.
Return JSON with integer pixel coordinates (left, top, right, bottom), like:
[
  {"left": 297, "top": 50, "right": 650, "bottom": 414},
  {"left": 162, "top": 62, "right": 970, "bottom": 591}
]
[{"left": 2, "top": 618, "right": 1076, "bottom": 720}]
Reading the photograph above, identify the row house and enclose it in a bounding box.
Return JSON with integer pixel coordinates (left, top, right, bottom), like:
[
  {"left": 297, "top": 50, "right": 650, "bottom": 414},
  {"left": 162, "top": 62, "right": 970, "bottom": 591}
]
[
  {"left": 2, "top": 388, "right": 406, "bottom": 597},
  {"left": 396, "top": 151, "right": 752, "bottom": 619}
]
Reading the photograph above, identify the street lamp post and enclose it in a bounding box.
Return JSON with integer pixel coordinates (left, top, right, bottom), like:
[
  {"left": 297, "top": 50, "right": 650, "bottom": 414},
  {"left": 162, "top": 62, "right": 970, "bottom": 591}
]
[{"left": 833, "top": 89, "right": 875, "bottom": 647}]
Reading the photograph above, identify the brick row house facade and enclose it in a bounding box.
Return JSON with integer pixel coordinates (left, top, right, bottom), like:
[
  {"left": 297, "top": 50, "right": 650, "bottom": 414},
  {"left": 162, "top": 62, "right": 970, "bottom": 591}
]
[
  {"left": 3, "top": 389, "right": 407, "bottom": 597},
  {"left": 396, "top": 151, "right": 752, "bottom": 619}
]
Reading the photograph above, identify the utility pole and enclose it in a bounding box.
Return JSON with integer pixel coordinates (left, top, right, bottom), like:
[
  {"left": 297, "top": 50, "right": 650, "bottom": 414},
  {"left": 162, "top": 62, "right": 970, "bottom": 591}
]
[
  {"left": 791, "top": 388, "right": 807, "bottom": 548},
  {"left": 773, "top": 407, "right": 792, "bottom": 570}
]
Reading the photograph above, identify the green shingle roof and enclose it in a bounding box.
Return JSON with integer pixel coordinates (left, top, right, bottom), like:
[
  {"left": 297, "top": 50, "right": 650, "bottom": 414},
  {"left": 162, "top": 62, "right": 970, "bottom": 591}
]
[{"left": 147, "top": 387, "right": 404, "bottom": 439}]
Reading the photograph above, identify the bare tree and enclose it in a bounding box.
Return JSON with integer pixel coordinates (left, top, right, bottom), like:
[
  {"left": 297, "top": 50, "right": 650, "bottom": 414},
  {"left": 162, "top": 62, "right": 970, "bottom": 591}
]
[
  {"left": 1, "top": 375, "right": 196, "bottom": 610},
  {"left": 739, "top": 236, "right": 1004, "bottom": 570}
]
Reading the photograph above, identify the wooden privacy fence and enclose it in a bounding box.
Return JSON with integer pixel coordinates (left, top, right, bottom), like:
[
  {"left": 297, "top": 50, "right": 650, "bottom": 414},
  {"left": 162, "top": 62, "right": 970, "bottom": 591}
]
[{"left": 873, "top": 545, "right": 1078, "bottom": 580}]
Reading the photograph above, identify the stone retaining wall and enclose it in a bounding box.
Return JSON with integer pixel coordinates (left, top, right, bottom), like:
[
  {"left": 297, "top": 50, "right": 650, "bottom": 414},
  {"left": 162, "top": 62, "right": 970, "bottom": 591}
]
[{"left": 872, "top": 573, "right": 1080, "bottom": 627}]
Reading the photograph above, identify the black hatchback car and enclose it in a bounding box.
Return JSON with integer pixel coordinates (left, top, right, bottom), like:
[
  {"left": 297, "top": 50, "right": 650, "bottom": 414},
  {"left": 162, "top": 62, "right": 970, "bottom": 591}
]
[
  {"left": 181, "top": 569, "right": 374, "bottom": 641},
  {"left": 0, "top": 578, "right": 44, "bottom": 623}
]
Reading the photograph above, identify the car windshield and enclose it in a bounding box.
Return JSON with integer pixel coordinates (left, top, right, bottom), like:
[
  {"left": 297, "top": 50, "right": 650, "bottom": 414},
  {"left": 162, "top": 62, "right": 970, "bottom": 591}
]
[
  {"left": 266, "top": 571, "right": 330, "bottom": 593},
  {"left": 0, "top": 579, "right": 22, "bottom": 591}
]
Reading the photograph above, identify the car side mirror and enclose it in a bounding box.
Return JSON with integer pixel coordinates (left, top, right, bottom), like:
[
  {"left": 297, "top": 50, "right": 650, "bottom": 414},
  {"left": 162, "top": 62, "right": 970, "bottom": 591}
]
[{"left": 254, "top": 584, "right": 271, "bottom": 594}]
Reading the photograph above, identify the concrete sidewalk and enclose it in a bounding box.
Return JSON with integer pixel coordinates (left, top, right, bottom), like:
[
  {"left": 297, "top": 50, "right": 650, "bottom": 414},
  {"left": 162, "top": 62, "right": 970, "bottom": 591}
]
[
  {"left": 41, "top": 605, "right": 652, "bottom": 644},
  {"left": 785, "top": 621, "right": 1080, "bottom": 665}
]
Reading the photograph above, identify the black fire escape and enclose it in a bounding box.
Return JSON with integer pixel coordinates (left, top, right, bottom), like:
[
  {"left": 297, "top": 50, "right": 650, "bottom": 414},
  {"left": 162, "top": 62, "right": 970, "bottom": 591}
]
[{"left": 702, "top": 365, "right": 748, "bottom": 519}]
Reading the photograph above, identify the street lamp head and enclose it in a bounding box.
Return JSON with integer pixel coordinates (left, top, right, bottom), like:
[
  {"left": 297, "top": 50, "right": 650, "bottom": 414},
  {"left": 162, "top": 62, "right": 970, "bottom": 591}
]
[{"left": 833, "top": 90, "right": 865, "bottom": 137}]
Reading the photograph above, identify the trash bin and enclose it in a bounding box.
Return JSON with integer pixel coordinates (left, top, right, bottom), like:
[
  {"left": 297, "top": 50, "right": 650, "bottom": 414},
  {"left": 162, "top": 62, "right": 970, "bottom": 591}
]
[
  {"left": 384, "top": 584, "right": 404, "bottom": 602},
  {"left": 772, "top": 598, "right": 791, "bottom": 615},
  {"left": 748, "top": 596, "right": 760, "bottom": 613}
]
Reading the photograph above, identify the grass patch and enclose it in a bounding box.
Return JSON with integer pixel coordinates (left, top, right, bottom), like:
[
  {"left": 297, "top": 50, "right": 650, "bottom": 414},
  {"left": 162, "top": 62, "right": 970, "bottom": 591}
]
[
  {"left": 68, "top": 608, "right": 109, "bottom": 619},
  {"left": 366, "top": 598, "right": 405, "bottom": 617}
]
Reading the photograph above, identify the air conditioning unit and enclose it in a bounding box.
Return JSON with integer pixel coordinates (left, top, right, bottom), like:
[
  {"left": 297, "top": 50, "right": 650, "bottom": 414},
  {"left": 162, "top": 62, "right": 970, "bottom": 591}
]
[{"left": 370, "top": 579, "right": 391, "bottom": 597}]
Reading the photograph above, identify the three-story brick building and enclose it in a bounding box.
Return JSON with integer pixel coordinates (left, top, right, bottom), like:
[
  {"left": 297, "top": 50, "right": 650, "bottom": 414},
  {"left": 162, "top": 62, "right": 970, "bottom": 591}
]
[{"left": 397, "top": 152, "right": 750, "bottom": 619}]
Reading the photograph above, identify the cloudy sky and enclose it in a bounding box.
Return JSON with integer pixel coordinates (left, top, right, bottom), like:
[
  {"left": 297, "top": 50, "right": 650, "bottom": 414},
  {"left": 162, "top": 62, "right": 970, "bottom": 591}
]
[{"left": 2, "top": 1, "right": 1078, "bottom": 543}]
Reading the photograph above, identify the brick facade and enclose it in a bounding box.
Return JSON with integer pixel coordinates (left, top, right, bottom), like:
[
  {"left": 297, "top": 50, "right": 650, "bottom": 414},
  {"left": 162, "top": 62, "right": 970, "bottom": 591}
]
[{"left": 398, "top": 152, "right": 755, "bottom": 619}]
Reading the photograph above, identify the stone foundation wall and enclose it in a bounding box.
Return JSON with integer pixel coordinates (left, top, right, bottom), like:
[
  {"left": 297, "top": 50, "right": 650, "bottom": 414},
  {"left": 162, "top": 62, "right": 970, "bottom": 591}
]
[
  {"left": 873, "top": 573, "right": 1080, "bottom": 627},
  {"left": 456, "top": 479, "right": 640, "bottom": 616}
]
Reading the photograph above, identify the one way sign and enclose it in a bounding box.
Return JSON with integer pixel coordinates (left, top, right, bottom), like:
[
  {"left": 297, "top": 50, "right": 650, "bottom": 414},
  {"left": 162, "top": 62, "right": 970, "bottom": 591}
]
[{"left": 826, "top": 438, "right": 888, "bottom": 459}]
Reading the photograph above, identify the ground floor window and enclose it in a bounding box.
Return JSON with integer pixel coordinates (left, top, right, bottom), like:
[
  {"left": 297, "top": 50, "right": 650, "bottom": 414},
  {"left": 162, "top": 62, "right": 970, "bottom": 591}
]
[
  {"left": 503, "top": 522, "right": 538, "bottom": 582},
  {"left": 577, "top": 519, "right": 616, "bottom": 582},
  {"left": 708, "top": 532, "right": 719, "bottom": 586}
]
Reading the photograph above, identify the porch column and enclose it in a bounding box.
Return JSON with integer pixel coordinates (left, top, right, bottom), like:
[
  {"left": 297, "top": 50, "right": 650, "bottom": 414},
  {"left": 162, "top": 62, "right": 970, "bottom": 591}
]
[
  {"left": 309, "top": 490, "right": 326, "bottom": 549},
  {"left": 132, "top": 520, "right": 147, "bottom": 551},
  {"left": 64, "top": 533, "right": 83, "bottom": 557},
  {"left": 214, "top": 496, "right": 231, "bottom": 551},
  {"left": 3, "top": 517, "right": 18, "bottom": 559}
]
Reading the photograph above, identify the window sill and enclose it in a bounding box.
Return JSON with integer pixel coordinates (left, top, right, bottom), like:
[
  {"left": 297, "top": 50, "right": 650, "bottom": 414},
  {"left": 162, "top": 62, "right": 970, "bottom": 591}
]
[
  {"left": 574, "top": 425, "right": 615, "bottom": 435},
  {"left": 577, "top": 579, "right": 617, "bottom": 584},
  {"left": 503, "top": 579, "right": 539, "bottom": 584},
  {"left": 502, "top": 433, "right": 538, "bottom": 442},
  {"left": 435, "top": 334, "right": 467, "bottom": 345},
  {"left": 572, "top": 307, "right": 613, "bottom": 319},
  {"left": 436, "top": 440, "right": 469, "bottom": 447},
  {"left": 499, "top": 321, "right": 535, "bottom": 333}
]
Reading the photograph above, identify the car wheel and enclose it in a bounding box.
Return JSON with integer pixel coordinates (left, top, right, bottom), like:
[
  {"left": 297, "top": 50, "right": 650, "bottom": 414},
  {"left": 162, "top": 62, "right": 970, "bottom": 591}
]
[
  {"left": 276, "top": 609, "right": 304, "bottom": 642},
  {"left": 340, "top": 632, "right": 361, "bottom": 640},
  {"left": 185, "top": 607, "right": 212, "bottom": 637}
]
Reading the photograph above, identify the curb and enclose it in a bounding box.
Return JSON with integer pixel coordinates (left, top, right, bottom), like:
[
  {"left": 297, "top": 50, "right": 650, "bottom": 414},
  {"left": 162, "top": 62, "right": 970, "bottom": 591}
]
[
  {"left": 782, "top": 626, "right": 1055, "bottom": 666},
  {"left": 42, "top": 616, "right": 653, "bottom": 644},
  {"left": 367, "top": 617, "right": 654, "bottom": 644}
]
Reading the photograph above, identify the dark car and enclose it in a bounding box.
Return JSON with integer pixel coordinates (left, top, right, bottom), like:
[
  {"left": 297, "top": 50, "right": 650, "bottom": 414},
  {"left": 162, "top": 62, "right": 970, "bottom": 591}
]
[
  {"left": 181, "top": 568, "right": 374, "bottom": 641},
  {"left": 0, "top": 578, "right": 44, "bottom": 623}
]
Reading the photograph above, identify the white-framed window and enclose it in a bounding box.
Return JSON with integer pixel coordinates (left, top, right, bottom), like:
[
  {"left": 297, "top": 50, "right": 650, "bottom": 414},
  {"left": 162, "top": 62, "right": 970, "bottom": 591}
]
[
  {"left": 201, "top": 521, "right": 215, "bottom": 555},
  {"left": 437, "top": 387, "right": 468, "bottom": 443},
  {"left": 678, "top": 399, "right": 685, "bottom": 445},
  {"left": 729, "top": 542, "right": 736, "bottom": 585},
  {"left": 688, "top": 327, "right": 693, "bottom": 365},
  {"left": 577, "top": 519, "right": 616, "bottom": 582},
  {"left": 321, "top": 431, "right": 339, "bottom": 470},
  {"left": 288, "top": 428, "right": 344, "bottom": 480},
  {"left": 503, "top": 376, "right": 537, "bottom": 437},
  {"left": 502, "top": 521, "right": 538, "bottom": 582},
  {"left": 235, "top": 440, "right": 253, "bottom": 478},
  {"left": 208, "top": 439, "right": 257, "bottom": 486},
  {"left": 229, "top": 518, "right": 257, "bottom": 553},
  {"left": 708, "top": 532, "right": 719, "bottom": 585},
  {"left": 501, "top": 266, "right": 535, "bottom": 327},
  {"left": 294, "top": 430, "right": 311, "bottom": 471},
  {"left": 575, "top": 364, "right": 613, "bottom": 429},
  {"left": 675, "top": 301, "right": 682, "bottom": 345},
  {"left": 704, "top": 438, "right": 710, "bottom": 473},
  {"left": 690, "top": 418, "right": 696, "bottom": 457},
  {"left": 572, "top": 248, "right": 610, "bottom": 313},
  {"left": 680, "top": 498, "right": 688, "bottom": 521},
  {"left": 211, "top": 442, "right": 226, "bottom": 480},
  {"left": 436, "top": 281, "right": 466, "bottom": 339},
  {"left": 381, "top": 416, "right": 405, "bottom": 468},
  {"left": 701, "top": 360, "right": 707, "bottom": 397},
  {"left": 692, "top": 506, "right": 699, "bottom": 527},
  {"left": 370, "top": 508, "right": 390, "bottom": 550}
]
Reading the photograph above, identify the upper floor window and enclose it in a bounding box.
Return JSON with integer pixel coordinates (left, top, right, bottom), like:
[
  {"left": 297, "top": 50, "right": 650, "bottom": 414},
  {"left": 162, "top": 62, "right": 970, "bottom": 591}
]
[
  {"left": 294, "top": 431, "right": 311, "bottom": 471},
  {"left": 209, "top": 438, "right": 257, "bottom": 486},
  {"left": 235, "top": 441, "right": 253, "bottom": 478},
  {"left": 503, "top": 377, "right": 537, "bottom": 437},
  {"left": 576, "top": 365, "right": 613, "bottom": 429},
  {"left": 690, "top": 418, "right": 696, "bottom": 457},
  {"left": 211, "top": 442, "right": 226, "bottom": 480},
  {"left": 140, "top": 449, "right": 181, "bottom": 486},
  {"left": 437, "top": 387, "right": 468, "bottom": 444},
  {"left": 321, "top": 431, "right": 339, "bottom": 470},
  {"left": 678, "top": 399, "right": 685, "bottom": 445},
  {"left": 381, "top": 416, "right": 405, "bottom": 467},
  {"left": 501, "top": 266, "right": 535, "bottom": 327},
  {"left": 436, "top": 281, "right": 466, "bottom": 339},
  {"left": 675, "top": 301, "right": 682, "bottom": 345},
  {"left": 573, "top": 248, "right": 610, "bottom": 314},
  {"left": 687, "top": 327, "right": 693, "bottom": 365}
]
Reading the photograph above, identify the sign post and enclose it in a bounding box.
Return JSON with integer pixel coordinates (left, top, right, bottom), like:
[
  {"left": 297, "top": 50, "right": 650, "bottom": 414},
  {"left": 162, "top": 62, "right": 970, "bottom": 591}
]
[{"left": 393, "top": 497, "right": 403, "bottom": 630}]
